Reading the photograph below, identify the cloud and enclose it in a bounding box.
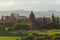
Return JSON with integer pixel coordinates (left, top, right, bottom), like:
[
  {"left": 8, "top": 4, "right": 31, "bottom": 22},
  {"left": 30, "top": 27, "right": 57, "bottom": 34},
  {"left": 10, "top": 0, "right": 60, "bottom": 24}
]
[
  {"left": 0, "top": 0, "right": 55, "bottom": 6},
  {"left": 0, "top": 0, "right": 19, "bottom": 6},
  {"left": 29, "top": 1, "right": 41, "bottom": 4},
  {"left": 56, "top": 0, "right": 60, "bottom": 4},
  {"left": 0, "top": 0, "right": 56, "bottom": 11},
  {"left": 0, "top": 2, "right": 18, "bottom": 6}
]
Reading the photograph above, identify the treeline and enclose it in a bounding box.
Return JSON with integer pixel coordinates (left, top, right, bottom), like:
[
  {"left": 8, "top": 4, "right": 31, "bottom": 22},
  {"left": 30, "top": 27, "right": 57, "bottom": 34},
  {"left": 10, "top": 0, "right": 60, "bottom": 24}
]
[
  {"left": 15, "top": 33, "right": 60, "bottom": 40},
  {"left": 0, "top": 18, "right": 60, "bottom": 31}
]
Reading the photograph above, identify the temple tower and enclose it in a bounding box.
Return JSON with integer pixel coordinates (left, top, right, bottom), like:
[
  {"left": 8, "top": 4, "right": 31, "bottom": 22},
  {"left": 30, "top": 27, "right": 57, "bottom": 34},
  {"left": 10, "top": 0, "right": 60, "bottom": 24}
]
[
  {"left": 42, "top": 16, "right": 47, "bottom": 24},
  {"left": 28, "top": 11, "right": 37, "bottom": 29},
  {"left": 50, "top": 14, "right": 55, "bottom": 23}
]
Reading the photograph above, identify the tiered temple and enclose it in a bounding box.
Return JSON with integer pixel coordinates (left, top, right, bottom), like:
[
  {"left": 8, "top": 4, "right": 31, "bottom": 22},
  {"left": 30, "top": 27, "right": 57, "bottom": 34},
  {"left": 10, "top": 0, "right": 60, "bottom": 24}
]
[{"left": 28, "top": 11, "right": 37, "bottom": 29}]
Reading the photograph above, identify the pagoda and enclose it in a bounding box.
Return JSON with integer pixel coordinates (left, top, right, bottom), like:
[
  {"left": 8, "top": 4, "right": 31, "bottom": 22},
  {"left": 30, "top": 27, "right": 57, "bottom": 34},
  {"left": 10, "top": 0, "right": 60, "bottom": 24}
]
[
  {"left": 28, "top": 11, "right": 37, "bottom": 29},
  {"left": 50, "top": 14, "right": 55, "bottom": 23},
  {"left": 42, "top": 16, "right": 47, "bottom": 24}
]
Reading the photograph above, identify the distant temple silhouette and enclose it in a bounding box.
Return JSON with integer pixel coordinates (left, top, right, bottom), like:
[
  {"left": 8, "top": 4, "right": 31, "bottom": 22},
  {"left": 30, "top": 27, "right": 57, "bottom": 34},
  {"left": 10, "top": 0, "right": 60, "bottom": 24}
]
[
  {"left": 50, "top": 14, "right": 55, "bottom": 23},
  {"left": 0, "top": 10, "right": 60, "bottom": 36},
  {"left": 2, "top": 13, "right": 27, "bottom": 21},
  {"left": 28, "top": 11, "right": 37, "bottom": 29},
  {"left": 27, "top": 11, "right": 60, "bottom": 29},
  {"left": 42, "top": 16, "right": 47, "bottom": 24},
  {"left": 1, "top": 10, "right": 60, "bottom": 29}
]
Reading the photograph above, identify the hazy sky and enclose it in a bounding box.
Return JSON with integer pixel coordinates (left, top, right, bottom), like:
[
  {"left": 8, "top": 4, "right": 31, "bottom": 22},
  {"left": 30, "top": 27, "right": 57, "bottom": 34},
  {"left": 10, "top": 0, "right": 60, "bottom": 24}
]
[{"left": 0, "top": 0, "right": 59, "bottom": 11}]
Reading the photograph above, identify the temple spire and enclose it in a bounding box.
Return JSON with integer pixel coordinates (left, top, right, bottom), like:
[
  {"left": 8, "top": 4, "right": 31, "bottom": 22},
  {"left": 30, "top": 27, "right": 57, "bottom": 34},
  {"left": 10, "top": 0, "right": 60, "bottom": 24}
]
[
  {"left": 28, "top": 11, "right": 37, "bottom": 29},
  {"left": 50, "top": 13, "right": 55, "bottom": 23}
]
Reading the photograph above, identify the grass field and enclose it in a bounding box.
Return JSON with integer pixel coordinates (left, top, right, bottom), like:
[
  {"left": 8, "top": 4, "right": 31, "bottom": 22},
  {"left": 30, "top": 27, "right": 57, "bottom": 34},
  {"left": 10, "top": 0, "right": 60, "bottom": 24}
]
[
  {"left": 20, "top": 29, "right": 60, "bottom": 35},
  {"left": 0, "top": 29, "right": 60, "bottom": 40},
  {"left": 0, "top": 36, "right": 21, "bottom": 40}
]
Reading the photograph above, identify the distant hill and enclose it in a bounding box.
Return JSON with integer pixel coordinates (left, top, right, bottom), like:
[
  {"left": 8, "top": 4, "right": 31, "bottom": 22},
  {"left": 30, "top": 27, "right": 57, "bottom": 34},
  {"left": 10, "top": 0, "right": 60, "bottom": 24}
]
[{"left": 0, "top": 10, "right": 60, "bottom": 18}]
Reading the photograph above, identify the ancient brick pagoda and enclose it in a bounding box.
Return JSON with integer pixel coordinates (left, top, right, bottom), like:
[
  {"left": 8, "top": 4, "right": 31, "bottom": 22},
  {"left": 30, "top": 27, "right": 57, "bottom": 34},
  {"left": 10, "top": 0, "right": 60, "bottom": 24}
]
[
  {"left": 28, "top": 11, "right": 37, "bottom": 29},
  {"left": 50, "top": 14, "right": 55, "bottom": 23}
]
